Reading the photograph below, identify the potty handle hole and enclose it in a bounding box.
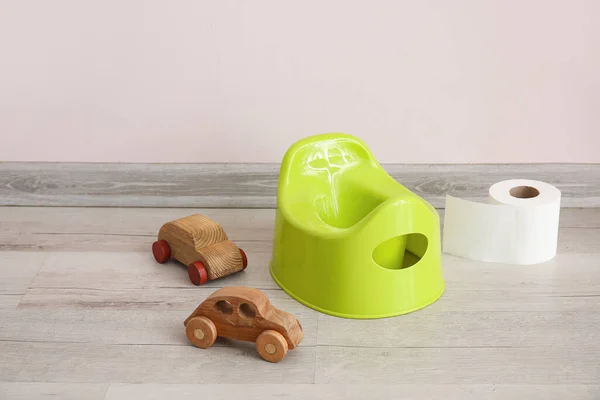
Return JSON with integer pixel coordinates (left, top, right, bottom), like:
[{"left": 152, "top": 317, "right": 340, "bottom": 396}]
[{"left": 509, "top": 185, "right": 539, "bottom": 199}]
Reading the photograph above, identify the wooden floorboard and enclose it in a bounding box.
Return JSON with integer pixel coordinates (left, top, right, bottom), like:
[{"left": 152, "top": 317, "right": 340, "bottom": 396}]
[
  {"left": 0, "top": 207, "right": 596, "bottom": 239},
  {"left": 2, "top": 382, "right": 599, "bottom": 400},
  {"left": 317, "top": 309, "right": 600, "bottom": 348},
  {"left": 314, "top": 346, "right": 600, "bottom": 384},
  {"left": 0, "top": 207, "right": 276, "bottom": 241},
  {"left": 0, "top": 252, "right": 47, "bottom": 309},
  {"left": 23, "top": 251, "right": 277, "bottom": 291},
  {"left": 1, "top": 163, "right": 599, "bottom": 208},
  {"left": 0, "top": 342, "right": 316, "bottom": 384},
  {"left": 0, "top": 383, "right": 108, "bottom": 400},
  {"left": 102, "top": 383, "right": 600, "bottom": 400},
  {"left": 0, "top": 295, "right": 23, "bottom": 310},
  {"left": 0, "top": 252, "right": 48, "bottom": 294},
  {"left": 4, "top": 229, "right": 597, "bottom": 253},
  {"left": 0, "top": 207, "right": 598, "bottom": 254}
]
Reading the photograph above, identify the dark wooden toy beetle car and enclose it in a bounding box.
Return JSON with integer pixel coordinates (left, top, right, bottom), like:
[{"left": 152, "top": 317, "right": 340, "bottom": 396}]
[{"left": 184, "top": 287, "right": 304, "bottom": 362}]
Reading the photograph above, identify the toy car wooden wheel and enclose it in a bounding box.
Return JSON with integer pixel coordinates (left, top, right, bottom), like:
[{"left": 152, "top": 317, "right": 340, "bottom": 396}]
[
  {"left": 239, "top": 248, "right": 248, "bottom": 269},
  {"left": 185, "top": 316, "right": 217, "bottom": 348},
  {"left": 152, "top": 240, "right": 171, "bottom": 263},
  {"left": 188, "top": 261, "right": 208, "bottom": 286},
  {"left": 256, "top": 329, "right": 288, "bottom": 362}
]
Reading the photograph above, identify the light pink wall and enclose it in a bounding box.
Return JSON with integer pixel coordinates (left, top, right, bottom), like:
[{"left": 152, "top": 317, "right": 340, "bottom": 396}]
[{"left": 1, "top": 1, "right": 598, "bottom": 163}]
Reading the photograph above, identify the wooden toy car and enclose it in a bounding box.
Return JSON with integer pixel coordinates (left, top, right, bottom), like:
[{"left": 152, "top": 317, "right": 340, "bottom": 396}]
[
  {"left": 183, "top": 287, "right": 304, "bottom": 362},
  {"left": 152, "top": 214, "right": 248, "bottom": 285}
]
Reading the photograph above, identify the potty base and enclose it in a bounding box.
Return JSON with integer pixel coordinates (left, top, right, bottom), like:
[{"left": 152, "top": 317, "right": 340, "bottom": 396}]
[{"left": 270, "top": 263, "right": 444, "bottom": 319}]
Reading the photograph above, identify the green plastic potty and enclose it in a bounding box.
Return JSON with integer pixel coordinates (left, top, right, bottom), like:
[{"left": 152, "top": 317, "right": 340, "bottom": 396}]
[{"left": 270, "top": 133, "right": 444, "bottom": 319}]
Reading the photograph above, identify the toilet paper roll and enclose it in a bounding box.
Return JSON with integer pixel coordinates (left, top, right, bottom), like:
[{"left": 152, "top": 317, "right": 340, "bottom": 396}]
[{"left": 442, "top": 179, "right": 561, "bottom": 265}]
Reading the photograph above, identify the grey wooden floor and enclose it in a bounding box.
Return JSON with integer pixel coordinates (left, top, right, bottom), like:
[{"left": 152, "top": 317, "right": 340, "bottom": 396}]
[{"left": 0, "top": 207, "right": 599, "bottom": 399}]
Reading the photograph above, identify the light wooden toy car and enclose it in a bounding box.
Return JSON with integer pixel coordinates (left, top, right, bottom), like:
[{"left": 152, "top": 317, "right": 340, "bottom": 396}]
[
  {"left": 183, "top": 287, "right": 304, "bottom": 362},
  {"left": 152, "top": 214, "right": 248, "bottom": 285}
]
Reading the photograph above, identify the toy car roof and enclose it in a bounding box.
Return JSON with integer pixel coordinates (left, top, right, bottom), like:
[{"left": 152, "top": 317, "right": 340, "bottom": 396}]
[
  {"left": 183, "top": 287, "right": 274, "bottom": 327},
  {"left": 205, "top": 287, "right": 271, "bottom": 314},
  {"left": 161, "top": 214, "right": 228, "bottom": 247}
]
